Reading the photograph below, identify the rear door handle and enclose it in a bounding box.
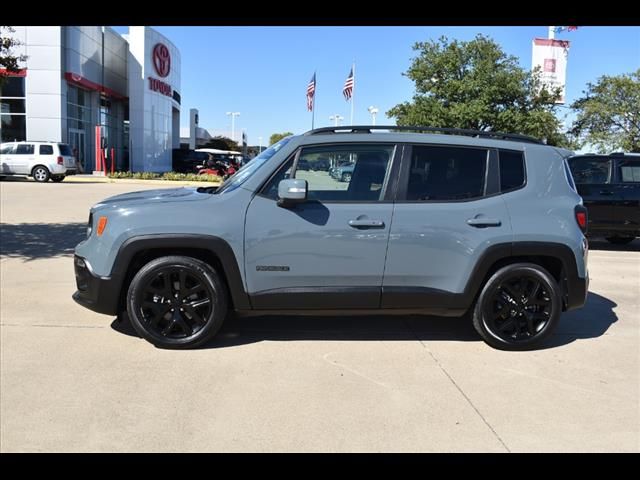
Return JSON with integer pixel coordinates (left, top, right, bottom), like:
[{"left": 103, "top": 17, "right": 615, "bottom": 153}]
[
  {"left": 348, "top": 219, "right": 385, "bottom": 228},
  {"left": 599, "top": 190, "right": 613, "bottom": 195},
  {"left": 467, "top": 218, "right": 502, "bottom": 227}
]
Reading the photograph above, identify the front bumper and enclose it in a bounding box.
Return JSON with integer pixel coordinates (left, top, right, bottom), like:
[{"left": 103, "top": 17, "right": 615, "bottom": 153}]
[{"left": 72, "top": 255, "right": 122, "bottom": 316}]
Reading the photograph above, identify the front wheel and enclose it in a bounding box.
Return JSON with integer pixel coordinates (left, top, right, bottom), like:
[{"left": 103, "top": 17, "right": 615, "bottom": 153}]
[
  {"left": 606, "top": 236, "right": 635, "bottom": 245},
  {"left": 126, "top": 255, "right": 229, "bottom": 349},
  {"left": 472, "top": 263, "right": 562, "bottom": 350},
  {"left": 341, "top": 172, "right": 352, "bottom": 183},
  {"left": 32, "top": 166, "right": 51, "bottom": 183}
]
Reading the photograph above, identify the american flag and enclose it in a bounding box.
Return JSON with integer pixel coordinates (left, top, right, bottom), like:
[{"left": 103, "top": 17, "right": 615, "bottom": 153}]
[
  {"left": 343, "top": 67, "right": 354, "bottom": 101},
  {"left": 554, "top": 26, "right": 579, "bottom": 33},
  {"left": 306, "top": 73, "right": 316, "bottom": 111}
]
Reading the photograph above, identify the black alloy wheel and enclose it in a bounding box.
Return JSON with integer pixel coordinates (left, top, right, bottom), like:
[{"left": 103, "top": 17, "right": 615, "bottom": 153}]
[
  {"left": 473, "top": 263, "right": 562, "bottom": 350},
  {"left": 127, "top": 256, "right": 228, "bottom": 349}
]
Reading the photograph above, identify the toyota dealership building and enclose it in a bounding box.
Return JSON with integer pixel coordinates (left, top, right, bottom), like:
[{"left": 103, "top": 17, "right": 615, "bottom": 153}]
[{"left": 0, "top": 26, "right": 181, "bottom": 172}]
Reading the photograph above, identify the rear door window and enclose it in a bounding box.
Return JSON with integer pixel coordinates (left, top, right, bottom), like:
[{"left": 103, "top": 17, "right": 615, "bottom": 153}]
[
  {"left": 15, "top": 144, "right": 34, "bottom": 155},
  {"left": 404, "top": 145, "right": 488, "bottom": 201},
  {"left": 618, "top": 159, "right": 640, "bottom": 183}
]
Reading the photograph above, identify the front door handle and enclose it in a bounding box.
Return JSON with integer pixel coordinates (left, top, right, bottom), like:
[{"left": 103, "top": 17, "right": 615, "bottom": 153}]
[
  {"left": 348, "top": 219, "right": 385, "bottom": 229},
  {"left": 599, "top": 190, "right": 614, "bottom": 196},
  {"left": 467, "top": 218, "right": 502, "bottom": 227}
]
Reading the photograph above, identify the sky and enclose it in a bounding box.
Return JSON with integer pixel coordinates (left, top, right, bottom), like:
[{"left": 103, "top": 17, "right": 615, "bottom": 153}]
[{"left": 113, "top": 26, "right": 640, "bottom": 146}]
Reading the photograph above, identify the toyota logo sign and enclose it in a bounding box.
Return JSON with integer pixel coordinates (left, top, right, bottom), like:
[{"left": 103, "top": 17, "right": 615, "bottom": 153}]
[{"left": 152, "top": 43, "right": 171, "bottom": 78}]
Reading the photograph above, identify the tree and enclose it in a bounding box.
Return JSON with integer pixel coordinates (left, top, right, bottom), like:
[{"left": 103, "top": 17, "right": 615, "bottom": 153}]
[
  {"left": 201, "top": 136, "right": 239, "bottom": 151},
  {"left": 570, "top": 70, "right": 640, "bottom": 153},
  {"left": 0, "top": 26, "right": 27, "bottom": 87},
  {"left": 387, "top": 35, "right": 571, "bottom": 146},
  {"left": 269, "top": 132, "right": 293, "bottom": 146}
]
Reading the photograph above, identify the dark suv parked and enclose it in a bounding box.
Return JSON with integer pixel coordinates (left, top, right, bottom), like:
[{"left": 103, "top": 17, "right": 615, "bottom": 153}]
[
  {"left": 172, "top": 149, "right": 209, "bottom": 173},
  {"left": 567, "top": 152, "right": 640, "bottom": 244}
]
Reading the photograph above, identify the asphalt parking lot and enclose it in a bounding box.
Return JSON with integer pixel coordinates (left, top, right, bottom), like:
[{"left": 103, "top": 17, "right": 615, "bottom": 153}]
[{"left": 1, "top": 178, "right": 639, "bottom": 452}]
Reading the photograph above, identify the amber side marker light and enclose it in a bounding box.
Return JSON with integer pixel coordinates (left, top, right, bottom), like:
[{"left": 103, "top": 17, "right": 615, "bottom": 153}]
[{"left": 96, "top": 216, "right": 108, "bottom": 236}]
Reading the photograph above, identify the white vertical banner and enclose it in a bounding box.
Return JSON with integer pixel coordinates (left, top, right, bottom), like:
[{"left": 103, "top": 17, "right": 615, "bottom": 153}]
[{"left": 532, "top": 38, "right": 570, "bottom": 104}]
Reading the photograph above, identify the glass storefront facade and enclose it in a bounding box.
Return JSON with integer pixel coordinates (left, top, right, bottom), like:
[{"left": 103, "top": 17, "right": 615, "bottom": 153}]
[
  {"left": 0, "top": 76, "right": 27, "bottom": 142},
  {"left": 4, "top": 26, "right": 180, "bottom": 173}
]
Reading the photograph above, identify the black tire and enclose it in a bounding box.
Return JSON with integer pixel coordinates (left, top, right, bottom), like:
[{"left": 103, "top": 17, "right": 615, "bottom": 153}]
[
  {"left": 51, "top": 176, "right": 65, "bottom": 183},
  {"left": 126, "top": 255, "right": 229, "bottom": 349},
  {"left": 605, "top": 236, "right": 635, "bottom": 245},
  {"left": 472, "top": 263, "right": 562, "bottom": 351},
  {"left": 32, "top": 165, "right": 50, "bottom": 183},
  {"left": 341, "top": 172, "right": 352, "bottom": 183}
]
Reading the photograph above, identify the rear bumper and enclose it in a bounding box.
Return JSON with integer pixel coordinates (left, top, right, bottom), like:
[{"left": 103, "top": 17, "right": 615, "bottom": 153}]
[
  {"left": 72, "top": 255, "right": 122, "bottom": 316},
  {"left": 566, "top": 274, "right": 589, "bottom": 311},
  {"left": 64, "top": 169, "right": 77, "bottom": 176}
]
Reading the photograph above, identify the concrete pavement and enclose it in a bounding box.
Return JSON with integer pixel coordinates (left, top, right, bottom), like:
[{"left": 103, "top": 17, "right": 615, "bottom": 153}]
[{"left": 1, "top": 180, "right": 638, "bottom": 452}]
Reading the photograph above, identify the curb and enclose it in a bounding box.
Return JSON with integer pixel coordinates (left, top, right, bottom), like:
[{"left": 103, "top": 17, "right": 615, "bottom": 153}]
[{"left": 64, "top": 175, "right": 221, "bottom": 187}]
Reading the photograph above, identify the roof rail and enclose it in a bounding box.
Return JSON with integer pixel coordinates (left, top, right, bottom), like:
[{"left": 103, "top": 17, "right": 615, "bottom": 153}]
[
  {"left": 304, "top": 125, "right": 544, "bottom": 145},
  {"left": 608, "top": 151, "right": 640, "bottom": 156}
]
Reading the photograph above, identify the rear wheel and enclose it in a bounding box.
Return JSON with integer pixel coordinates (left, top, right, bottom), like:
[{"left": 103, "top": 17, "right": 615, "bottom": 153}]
[
  {"left": 341, "top": 172, "right": 352, "bottom": 183},
  {"left": 32, "top": 166, "right": 50, "bottom": 183},
  {"left": 606, "top": 236, "right": 635, "bottom": 245},
  {"left": 472, "top": 263, "right": 562, "bottom": 350},
  {"left": 126, "top": 255, "right": 229, "bottom": 349}
]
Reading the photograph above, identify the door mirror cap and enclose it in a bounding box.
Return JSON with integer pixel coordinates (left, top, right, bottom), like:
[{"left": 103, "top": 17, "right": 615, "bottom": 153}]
[{"left": 277, "top": 179, "right": 307, "bottom": 207}]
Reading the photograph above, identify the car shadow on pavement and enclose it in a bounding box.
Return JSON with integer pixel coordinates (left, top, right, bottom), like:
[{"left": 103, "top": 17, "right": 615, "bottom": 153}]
[
  {"left": 0, "top": 222, "right": 86, "bottom": 260},
  {"left": 544, "top": 291, "right": 618, "bottom": 349},
  {"left": 111, "top": 291, "right": 618, "bottom": 350},
  {"left": 588, "top": 238, "right": 640, "bottom": 252}
]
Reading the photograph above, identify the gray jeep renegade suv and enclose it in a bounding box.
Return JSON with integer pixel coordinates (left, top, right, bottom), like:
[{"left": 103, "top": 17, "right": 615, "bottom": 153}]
[{"left": 73, "top": 126, "right": 589, "bottom": 350}]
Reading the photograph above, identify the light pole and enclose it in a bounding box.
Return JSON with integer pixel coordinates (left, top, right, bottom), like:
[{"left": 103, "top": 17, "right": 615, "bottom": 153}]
[
  {"left": 226, "top": 112, "right": 240, "bottom": 142},
  {"left": 367, "top": 106, "right": 379, "bottom": 125},
  {"left": 329, "top": 114, "right": 344, "bottom": 126}
]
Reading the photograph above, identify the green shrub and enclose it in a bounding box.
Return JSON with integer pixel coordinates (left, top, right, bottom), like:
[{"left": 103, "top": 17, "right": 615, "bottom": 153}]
[{"left": 108, "top": 171, "right": 221, "bottom": 182}]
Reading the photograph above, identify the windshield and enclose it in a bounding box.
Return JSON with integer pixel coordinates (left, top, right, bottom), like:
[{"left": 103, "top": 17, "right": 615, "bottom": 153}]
[{"left": 215, "top": 136, "right": 294, "bottom": 194}]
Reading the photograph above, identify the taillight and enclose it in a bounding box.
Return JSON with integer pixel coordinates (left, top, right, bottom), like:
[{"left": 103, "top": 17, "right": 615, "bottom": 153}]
[
  {"left": 57, "top": 156, "right": 63, "bottom": 165},
  {"left": 575, "top": 205, "right": 588, "bottom": 234}
]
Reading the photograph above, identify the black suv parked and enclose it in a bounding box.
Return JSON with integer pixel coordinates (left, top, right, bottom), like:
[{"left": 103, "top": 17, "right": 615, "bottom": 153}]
[
  {"left": 172, "top": 149, "right": 209, "bottom": 173},
  {"left": 567, "top": 152, "right": 640, "bottom": 244}
]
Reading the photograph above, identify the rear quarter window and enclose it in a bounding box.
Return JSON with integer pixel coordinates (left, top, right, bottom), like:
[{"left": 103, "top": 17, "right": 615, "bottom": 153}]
[
  {"left": 39, "top": 145, "right": 54, "bottom": 155},
  {"left": 58, "top": 144, "right": 72, "bottom": 156},
  {"left": 499, "top": 150, "right": 525, "bottom": 191}
]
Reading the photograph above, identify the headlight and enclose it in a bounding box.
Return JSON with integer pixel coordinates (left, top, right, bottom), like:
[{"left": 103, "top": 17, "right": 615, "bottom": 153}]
[{"left": 87, "top": 213, "right": 93, "bottom": 238}]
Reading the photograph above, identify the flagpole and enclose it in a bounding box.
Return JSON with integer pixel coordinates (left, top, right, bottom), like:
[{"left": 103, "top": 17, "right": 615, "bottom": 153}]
[
  {"left": 350, "top": 63, "right": 355, "bottom": 125},
  {"left": 312, "top": 71, "right": 316, "bottom": 130}
]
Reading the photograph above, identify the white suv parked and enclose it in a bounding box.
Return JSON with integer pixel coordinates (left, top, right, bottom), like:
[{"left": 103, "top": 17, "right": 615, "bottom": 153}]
[{"left": 0, "top": 141, "right": 77, "bottom": 182}]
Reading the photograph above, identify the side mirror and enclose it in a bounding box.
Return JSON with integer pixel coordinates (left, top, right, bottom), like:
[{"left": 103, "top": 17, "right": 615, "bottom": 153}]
[{"left": 277, "top": 179, "right": 307, "bottom": 208}]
